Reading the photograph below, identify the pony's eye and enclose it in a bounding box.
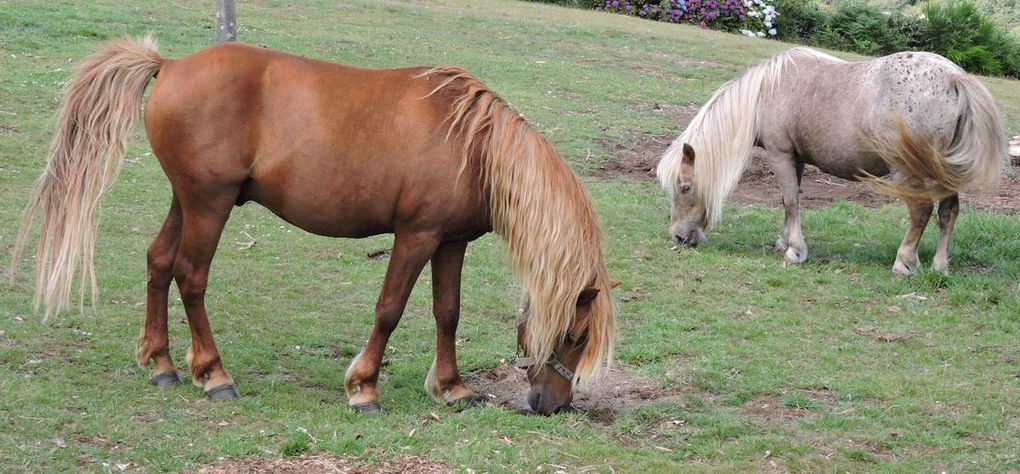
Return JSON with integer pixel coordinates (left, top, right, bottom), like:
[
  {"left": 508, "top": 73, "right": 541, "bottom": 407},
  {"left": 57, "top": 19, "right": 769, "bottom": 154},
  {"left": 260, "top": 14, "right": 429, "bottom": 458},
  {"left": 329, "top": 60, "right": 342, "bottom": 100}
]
[{"left": 680, "top": 184, "right": 692, "bottom": 194}]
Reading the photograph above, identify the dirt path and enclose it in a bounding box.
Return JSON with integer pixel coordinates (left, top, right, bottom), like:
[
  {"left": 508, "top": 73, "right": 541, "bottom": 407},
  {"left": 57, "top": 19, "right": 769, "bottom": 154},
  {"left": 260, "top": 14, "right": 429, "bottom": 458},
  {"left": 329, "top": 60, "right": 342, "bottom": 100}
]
[{"left": 591, "top": 130, "right": 1019, "bottom": 211}]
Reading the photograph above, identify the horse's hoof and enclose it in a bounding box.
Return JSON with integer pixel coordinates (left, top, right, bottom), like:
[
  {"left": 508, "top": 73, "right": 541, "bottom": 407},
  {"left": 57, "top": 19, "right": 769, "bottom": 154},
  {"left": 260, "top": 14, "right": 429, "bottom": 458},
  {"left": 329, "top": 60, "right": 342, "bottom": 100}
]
[
  {"left": 350, "top": 402, "right": 385, "bottom": 415},
  {"left": 891, "top": 261, "right": 915, "bottom": 277},
  {"left": 150, "top": 371, "right": 182, "bottom": 388},
  {"left": 447, "top": 396, "right": 484, "bottom": 410},
  {"left": 205, "top": 384, "right": 241, "bottom": 400}
]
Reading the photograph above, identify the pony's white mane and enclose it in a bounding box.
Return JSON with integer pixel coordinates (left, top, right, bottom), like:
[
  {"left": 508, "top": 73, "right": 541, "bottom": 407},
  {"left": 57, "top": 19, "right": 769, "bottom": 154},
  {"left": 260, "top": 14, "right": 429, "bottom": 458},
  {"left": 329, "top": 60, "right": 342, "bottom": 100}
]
[{"left": 656, "top": 47, "right": 843, "bottom": 225}]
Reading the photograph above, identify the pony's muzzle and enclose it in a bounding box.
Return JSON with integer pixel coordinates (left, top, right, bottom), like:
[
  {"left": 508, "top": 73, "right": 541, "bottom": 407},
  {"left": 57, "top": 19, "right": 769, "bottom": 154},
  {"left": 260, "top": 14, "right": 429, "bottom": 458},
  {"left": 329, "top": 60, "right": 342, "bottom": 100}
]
[
  {"left": 527, "top": 386, "right": 573, "bottom": 415},
  {"left": 671, "top": 225, "right": 705, "bottom": 247}
]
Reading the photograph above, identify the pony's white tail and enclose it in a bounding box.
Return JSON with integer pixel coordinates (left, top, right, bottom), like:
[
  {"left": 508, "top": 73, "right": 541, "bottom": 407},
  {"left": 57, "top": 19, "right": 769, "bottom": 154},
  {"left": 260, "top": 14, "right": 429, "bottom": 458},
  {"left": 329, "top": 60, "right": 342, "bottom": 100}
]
[
  {"left": 10, "top": 37, "right": 163, "bottom": 318},
  {"left": 866, "top": 74, "right": 1006, "bottom": 200}
]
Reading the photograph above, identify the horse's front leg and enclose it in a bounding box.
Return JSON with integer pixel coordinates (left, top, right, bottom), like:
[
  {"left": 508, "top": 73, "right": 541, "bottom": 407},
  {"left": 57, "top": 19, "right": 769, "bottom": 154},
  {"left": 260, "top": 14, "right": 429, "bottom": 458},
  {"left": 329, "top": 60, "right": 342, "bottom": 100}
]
[
  {"left": 345, "top": 232, "right": 440, "bottom": 414},
  {"left": 767, "top": 151, "right": 807, "bottom": 265},
  {"left": 424, "top": 241, "right": 480, "bottom": 407},
  {"left": 932, "top": 194, "right": 959, "bottom": 274},
  {"left": 892, "top": 199, "right": 934, "bottom": 276}
]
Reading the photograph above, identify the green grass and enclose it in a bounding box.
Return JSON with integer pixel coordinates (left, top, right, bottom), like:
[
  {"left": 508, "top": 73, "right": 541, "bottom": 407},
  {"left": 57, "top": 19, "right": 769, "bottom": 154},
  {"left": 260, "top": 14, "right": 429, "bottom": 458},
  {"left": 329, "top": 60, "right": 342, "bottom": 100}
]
[{"left": 2, "top": 0, "right": 1019, "bottom": 472}]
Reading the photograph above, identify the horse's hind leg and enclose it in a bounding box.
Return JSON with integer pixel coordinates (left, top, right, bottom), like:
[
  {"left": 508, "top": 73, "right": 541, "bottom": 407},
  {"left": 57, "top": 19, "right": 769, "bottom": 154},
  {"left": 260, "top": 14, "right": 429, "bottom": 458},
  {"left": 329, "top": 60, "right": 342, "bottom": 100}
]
[
  {"left": 892, "top": 199, "right": 934, "bottom": 276},
  {"left": 932, "top": 194, "right": 960, "bottom": 274},
  {"left": 137, "top": 195, "right": 183, "bottom": 387},
  {"left": 767, "top": 151, "right": 807, "bottom": 265},
  {"left": 424, "top": 241, "right": 479, "bottom": 407},
  {"left": 345, "top": 232, "right": 440, "bottom": 413},
  {"left": 174, "top": 193, "right": 240, "bottom": 399}
]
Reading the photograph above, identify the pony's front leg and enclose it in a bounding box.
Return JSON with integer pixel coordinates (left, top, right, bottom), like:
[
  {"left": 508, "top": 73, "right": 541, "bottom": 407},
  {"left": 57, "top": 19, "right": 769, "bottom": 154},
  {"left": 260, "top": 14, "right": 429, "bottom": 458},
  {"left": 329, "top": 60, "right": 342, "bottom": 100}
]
[
  {"left": 137, "top": 196, "right": 183, "bottom": 387},
  {"left": 345, "top": 232, "right": 440, "bottom": 414},
  {"left": 892, "top": 199, "right": 934, "bottom": 276},
  {"left": 932, "top": 194, "right": 959, "bottom": 274},
  {"left": 424, "top": 241, "right": 480, "bottom": 407},
  {"left": 767, "top": 151, "right": 807, "bottom": 265}
]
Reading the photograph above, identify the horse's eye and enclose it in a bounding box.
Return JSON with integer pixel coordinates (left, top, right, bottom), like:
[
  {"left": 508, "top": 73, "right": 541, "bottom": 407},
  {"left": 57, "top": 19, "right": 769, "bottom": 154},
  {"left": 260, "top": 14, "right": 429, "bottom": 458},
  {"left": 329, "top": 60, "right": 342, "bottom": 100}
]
[{"left": 680, "top": 184, "right": 692, "bottom": 194}]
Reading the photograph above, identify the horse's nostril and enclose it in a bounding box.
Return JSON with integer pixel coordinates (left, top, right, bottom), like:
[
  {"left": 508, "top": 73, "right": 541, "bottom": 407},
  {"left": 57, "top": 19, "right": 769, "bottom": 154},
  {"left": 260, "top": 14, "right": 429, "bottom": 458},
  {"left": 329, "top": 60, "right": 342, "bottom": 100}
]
[
  {"left": 672, "top": 234, "right": 683, "bottom": 244},
  {"left": 528, "top": 391, "right": 541, "bottom": 412}
]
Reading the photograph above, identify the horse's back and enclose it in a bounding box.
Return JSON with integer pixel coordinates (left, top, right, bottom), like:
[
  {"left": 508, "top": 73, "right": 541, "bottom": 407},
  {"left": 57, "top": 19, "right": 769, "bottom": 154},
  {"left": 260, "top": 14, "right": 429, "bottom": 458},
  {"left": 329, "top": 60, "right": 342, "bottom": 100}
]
[
  {"left": 144, "top": 43, "right": 482, "bottom": 239},
  {"left": 764, "top": 50, "right": 965, "bottom": 178}
]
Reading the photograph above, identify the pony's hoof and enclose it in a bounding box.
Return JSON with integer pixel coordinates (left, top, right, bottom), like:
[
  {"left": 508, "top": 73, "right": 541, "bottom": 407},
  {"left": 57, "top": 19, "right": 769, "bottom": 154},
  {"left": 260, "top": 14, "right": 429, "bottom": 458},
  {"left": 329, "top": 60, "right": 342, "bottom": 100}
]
[
  {"left": 783, "top": 246, "right": 807, "bottom": 265},
  {"left": 350, "top": 402, "right": 385, "bottom": 415},
  {"left": 774, "top": 237, "right": 788, "bottom": 251},
  {"left": 205, "top": 384, "right": 241, "bottom": 400},
  {"left": 891, "top": 261, "right": 915, "bottom": 277},
  {"left": 150, "top": 371, "right": 182, "bottom": 388},
  {"left": 447, "top": 396, "right": 485, "bottom": 410}
]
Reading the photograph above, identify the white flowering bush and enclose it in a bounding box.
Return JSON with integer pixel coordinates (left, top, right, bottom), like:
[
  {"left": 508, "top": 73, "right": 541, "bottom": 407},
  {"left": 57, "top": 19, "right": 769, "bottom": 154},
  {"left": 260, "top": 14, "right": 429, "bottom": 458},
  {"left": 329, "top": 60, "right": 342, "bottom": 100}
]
[{"left": 739, "top": 0, "right": 779, "bottom": 38}]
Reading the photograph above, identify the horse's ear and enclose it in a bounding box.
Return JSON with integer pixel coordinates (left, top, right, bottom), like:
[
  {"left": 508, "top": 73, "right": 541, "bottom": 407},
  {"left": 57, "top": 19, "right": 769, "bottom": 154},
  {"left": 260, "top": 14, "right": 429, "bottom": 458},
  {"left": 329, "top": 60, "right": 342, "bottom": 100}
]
[
  {"left": 577, "top": 286, "right": 600, "bottom": 305},
  {"left": 682, "top": 143, "right": 696, "bottom": 167},
  {"left": 609, "top": 279, "right": 622, "bottom": 289}
]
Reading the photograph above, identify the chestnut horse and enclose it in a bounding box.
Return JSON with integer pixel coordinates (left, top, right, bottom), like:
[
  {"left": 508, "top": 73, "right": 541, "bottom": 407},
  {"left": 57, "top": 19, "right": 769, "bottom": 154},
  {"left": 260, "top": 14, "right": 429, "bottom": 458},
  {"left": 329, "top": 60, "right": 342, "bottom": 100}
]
[{"left": 12, "top": 37, "right": 616, "bottom": 415}]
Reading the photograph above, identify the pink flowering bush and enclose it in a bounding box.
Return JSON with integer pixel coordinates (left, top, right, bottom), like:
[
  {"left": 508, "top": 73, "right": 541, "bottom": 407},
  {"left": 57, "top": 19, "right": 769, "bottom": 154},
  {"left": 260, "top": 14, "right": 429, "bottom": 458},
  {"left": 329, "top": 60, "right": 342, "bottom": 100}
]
[{"left": 596, "top": 0, "right": 778, "bottom": 36}]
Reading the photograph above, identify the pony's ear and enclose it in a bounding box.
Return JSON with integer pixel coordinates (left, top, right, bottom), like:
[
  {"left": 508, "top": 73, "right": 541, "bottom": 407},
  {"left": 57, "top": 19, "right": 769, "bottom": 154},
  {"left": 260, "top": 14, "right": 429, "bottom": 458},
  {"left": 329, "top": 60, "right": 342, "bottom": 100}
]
[
  {"left": 577, "top": 286, "right": 600, "bottom": 305},
  {"left": 682, "top": 143, "right": 696, "bottom": 167},
  {"left": 609, "top": 279, "right": 622, "bottom": 289}
]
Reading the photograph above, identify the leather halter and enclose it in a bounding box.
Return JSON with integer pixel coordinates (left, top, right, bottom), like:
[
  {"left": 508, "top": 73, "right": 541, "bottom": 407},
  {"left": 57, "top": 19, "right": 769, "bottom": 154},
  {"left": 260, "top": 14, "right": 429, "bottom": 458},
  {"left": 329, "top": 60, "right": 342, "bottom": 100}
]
[{"left": 514, "top": 310, "right": 576, "bottom": 383}]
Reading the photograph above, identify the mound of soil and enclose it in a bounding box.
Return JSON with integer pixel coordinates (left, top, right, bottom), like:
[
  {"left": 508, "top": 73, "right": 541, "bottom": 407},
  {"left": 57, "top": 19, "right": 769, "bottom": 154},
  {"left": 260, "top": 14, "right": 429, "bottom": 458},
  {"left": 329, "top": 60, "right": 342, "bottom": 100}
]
[
  {"left": 592, "top": 132, "right": 1020, "bottom": 212},
  {"left": 470, "top": 363, "right": 681, "bottom": 424}
]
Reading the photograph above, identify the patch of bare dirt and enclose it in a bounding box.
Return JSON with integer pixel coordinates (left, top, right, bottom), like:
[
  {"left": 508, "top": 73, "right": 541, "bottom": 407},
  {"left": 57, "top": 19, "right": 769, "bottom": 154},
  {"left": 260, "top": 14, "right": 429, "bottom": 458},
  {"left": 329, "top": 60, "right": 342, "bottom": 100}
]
[
  {"left": 593, "top": 132, "right": 1020, "bottom": 211},
  {"left": 741, "top": 389, "right": 838, "bottom": 425},
  {"left": 470, "top": 363, "right": 682, "bottom": 424},
  {"left": 742, "top": 395, "right": 810, "bottom": 424},
  {"left": 197, "top": 454, "right": 449, "bottom": 474}
]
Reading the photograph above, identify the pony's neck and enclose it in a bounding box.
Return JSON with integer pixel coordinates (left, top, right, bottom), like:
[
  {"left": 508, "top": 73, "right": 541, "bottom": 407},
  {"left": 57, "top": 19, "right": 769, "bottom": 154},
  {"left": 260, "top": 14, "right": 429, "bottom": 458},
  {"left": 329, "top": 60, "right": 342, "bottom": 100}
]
[
  {"left": 660, "top": 50, "right": 804, "bottom": 225},
  {"left": 422, "top": 66, "right": 614, "bottom": 382}
]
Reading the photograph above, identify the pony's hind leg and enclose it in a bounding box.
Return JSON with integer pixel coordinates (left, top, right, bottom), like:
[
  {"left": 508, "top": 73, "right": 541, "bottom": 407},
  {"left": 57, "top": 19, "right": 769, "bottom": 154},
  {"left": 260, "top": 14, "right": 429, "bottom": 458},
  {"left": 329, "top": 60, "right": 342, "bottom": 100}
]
[
  {"left": 424, "top": 241, "right": 479, "bottom": 407},
  {"left": 767, "top": 151, "right": 807, "bottom": 265},
  {"left": 173, "top": 193, "right": 240, "bottom": 399},
  {"left": 137, "top": 195, "right": 184, "bottom": 387},
  {"left": 345, "top": 232, "right": 440, "bottom": 414},
  {"left": 932, "top": 194, "right": 960, "bottom": 274},
  {"left": 892, "top": 199, "right": 934, "bottom": 276}
]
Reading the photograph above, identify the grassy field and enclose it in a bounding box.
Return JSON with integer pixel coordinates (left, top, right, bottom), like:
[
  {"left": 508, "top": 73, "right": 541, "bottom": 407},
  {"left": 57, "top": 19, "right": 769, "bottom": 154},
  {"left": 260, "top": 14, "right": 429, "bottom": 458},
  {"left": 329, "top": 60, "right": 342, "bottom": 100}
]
[{"left": 2, "top": 0, "right": 1019, "bottom": 472}]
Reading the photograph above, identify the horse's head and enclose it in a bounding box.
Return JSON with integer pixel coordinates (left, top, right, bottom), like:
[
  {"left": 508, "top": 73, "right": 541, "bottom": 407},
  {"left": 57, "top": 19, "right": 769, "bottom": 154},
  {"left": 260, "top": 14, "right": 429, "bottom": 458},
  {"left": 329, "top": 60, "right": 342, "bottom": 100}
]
[
  {"left": 516, "top": 280, "right": 619, "bottom": 415},
  {"left": 668, "top": 143, "right": 708, "bottom": 246}
]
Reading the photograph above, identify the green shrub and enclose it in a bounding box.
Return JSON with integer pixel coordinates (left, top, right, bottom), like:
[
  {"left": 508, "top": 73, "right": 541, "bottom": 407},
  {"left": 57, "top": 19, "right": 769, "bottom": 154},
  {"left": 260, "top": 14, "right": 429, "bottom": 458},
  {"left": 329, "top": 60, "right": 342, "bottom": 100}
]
[
  {"left": 919, "top": 2, "right": 1020, "bottom": 77},
  {"left": 773, "top": 0, "right": 826, "bottom": 42},
  {"left": 812, "top": 4, "right": 917, "bottom": 56}
]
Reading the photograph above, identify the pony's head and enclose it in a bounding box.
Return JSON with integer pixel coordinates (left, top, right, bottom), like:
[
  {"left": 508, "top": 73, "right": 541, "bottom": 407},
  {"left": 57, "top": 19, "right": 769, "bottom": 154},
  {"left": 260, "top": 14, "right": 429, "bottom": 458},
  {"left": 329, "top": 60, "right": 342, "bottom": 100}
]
[
  {"left": 516, "top": 279, "right": 619, "bottom": 415},
  {"left": 665, "top": 143, "right": 708, "bottom": 246}
]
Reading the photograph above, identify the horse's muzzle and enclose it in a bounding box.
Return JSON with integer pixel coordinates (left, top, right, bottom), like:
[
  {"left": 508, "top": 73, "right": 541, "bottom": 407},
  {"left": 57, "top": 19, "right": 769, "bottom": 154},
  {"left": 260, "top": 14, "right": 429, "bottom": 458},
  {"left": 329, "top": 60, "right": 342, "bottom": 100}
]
[
  {"left": 527, "top": 387, "right": 573, "bottom": 415},
  {"left": 671, "top": 226, "right": 705, "bottom": 247}
]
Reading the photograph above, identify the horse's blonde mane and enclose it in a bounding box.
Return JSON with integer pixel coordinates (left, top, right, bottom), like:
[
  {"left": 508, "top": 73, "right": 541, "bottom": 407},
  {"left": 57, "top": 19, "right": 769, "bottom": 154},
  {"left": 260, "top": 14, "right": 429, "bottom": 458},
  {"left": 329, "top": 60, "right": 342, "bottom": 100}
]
[
  {"left": 657, "top": 47, "right": 842, "bottom": 225},
  {"left": 421, "top": 67, "right": 615, "bottom": 386}
]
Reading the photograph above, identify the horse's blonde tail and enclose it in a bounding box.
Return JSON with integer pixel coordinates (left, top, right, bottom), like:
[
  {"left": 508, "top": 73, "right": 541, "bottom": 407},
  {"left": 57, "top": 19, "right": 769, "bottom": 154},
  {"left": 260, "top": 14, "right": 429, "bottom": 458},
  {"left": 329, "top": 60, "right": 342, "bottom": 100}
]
[
  {"left": 10, "top": 36, "right": 163, "bottom": 319},
  {"left": 865, "top": 75, "right": 1006, "bottom": 201}
]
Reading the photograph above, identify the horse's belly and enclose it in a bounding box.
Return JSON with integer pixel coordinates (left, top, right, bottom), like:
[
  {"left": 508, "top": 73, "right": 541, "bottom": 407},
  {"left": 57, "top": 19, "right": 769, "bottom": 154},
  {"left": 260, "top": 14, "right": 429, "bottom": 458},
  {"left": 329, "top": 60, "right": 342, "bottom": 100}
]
[
  {"left": 805, "top": 151, "right": 890, "bottom": 181},
  {"left": 239, "top": 177, "right": 395, "bottom": 238}
]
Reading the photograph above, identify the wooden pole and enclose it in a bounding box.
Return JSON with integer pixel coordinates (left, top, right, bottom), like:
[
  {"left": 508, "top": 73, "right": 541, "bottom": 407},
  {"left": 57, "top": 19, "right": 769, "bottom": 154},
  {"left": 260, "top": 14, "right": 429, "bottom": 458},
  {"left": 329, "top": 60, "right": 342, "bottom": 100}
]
[{"left": 215, "top": 0, "right": 236, "bottom": 43}]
